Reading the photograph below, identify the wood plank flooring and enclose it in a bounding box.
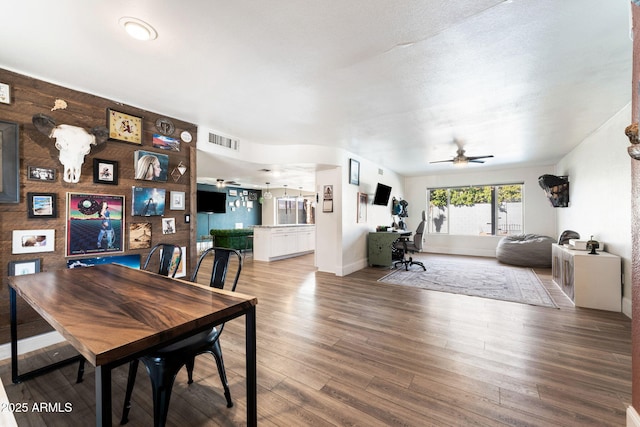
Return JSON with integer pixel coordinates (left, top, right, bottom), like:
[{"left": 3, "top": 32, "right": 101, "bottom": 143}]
[{"left": 0, "top": 253, "right": 631, "bottom": 426}]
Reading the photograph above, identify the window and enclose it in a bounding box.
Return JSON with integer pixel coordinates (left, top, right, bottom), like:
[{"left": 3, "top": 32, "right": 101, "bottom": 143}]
[
  {"left": 427, "top": 184, "right": 523, "bottom": 236},
  {"left": 276, "top": 196, "right": 315, "bottom": 225}
]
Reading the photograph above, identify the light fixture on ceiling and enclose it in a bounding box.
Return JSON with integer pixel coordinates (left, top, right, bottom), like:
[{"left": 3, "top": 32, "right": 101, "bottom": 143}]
[
  {"left": 119, "top": 17, "right": 158, "bottom": 41},
  {"left": 216, "top": 178, "right": 225, "bottom": 188},
  {"left": 283, "top": 185, "right": 288, "bottom": 198},
  {"left": 263, "top": 182, "right": 273, "bottom": 199},
  {"left": 297, "top": 187, "right": 304, "bottom": 201}
]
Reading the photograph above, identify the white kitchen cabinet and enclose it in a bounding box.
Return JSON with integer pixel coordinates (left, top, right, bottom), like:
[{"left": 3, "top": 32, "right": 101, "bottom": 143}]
[{"left": 254, "top": 225, "right": 315, "bottom": 261}]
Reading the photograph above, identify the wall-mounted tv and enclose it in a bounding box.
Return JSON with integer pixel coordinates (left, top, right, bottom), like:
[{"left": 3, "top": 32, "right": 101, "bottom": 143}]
[
  {"left": 197, "top": 190, "right": 226, "bottom": 213},
  {"left": 372, "top": 183, "right": 392, "bottom": 206}
]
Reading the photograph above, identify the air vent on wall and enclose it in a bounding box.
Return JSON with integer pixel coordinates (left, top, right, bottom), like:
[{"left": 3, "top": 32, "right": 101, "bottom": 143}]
[{"left": 208, "top": 132, "right": 240, "bottom": 151}]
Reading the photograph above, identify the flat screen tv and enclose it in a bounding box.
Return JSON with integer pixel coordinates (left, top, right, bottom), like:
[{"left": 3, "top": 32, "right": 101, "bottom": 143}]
[
  {"left": 372, "top": 183, "right": 392, "bottom": 206},
  {"left": 197, "top": 190, "right": 226, "bottom": 213}
]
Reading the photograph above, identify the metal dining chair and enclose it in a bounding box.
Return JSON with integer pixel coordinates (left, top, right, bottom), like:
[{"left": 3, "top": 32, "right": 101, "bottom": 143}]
[
  {"left": 120, "top": 246, "right": 243, "bottom": 427},
  {"left": 75, "top": 244, "right": 183, "bottom": 384}
]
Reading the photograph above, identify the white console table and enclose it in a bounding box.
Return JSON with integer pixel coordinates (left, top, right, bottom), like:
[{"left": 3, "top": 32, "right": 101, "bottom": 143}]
[
  {"left": 253, "top": 225, "right": 315, "bottom": 262},
  {"left": 551, "top": 243, "right": 621, "bottom": 311}
]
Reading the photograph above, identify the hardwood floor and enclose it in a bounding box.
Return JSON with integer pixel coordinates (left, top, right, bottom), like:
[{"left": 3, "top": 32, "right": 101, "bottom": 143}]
[{"left": 0, "top": 253, "right": 631, "bottom": 426}]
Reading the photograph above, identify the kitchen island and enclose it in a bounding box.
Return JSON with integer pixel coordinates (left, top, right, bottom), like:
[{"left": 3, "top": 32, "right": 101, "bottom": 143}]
[{"left": 253, "top": 225, "right": 315, "bottom": 262}]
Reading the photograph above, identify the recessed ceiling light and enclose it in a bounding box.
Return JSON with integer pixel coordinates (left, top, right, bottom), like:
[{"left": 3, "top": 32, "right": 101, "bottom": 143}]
[{"left": 119, "top": 17, "right": 157, "bottom": 41}]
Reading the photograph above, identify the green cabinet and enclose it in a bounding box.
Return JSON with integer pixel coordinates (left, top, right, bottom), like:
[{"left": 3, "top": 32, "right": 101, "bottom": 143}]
[{"left": 368, "top": 232, "right": 403, "bottom": 267}]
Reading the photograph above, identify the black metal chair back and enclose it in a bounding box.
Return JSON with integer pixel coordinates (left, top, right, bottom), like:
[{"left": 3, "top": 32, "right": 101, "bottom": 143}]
[{"left": 143, "top": 243, "right": 182, "bottom": 277}]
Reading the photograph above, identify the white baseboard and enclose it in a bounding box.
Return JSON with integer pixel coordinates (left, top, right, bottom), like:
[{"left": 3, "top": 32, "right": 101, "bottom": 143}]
[
  {"left": 0, "top": 331, "right": 65, "bottom": 361},
  {"left": 628, "top": 405, "right": 640, "bottom": 427},
  {"left": 623, "top": 296, "right": 633, "bottom": 319}
]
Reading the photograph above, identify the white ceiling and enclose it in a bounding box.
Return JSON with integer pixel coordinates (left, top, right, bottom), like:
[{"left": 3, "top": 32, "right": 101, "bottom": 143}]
[{"left": 0, "top": 1, "right": 632, "bottom": 191}]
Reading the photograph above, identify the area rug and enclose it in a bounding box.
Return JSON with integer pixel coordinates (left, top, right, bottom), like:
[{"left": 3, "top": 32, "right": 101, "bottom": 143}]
[{"left": 378, "top": 259, "right": 558, "bottom": 308}]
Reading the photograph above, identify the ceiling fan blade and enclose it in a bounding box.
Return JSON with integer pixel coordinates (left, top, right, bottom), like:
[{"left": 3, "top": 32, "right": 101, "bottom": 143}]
[
  {"left": 429, "top": 159, "right": 454, "bottom": 164},
  {"left": 469, "top": 159, "right": 486, "bottom": 163},
  {"left": 466, "top": 155, "right": 494, "bottom": 161}
]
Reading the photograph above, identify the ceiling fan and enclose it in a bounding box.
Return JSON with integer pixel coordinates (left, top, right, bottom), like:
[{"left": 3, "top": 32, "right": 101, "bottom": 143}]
[{"left": 430, "top": 148, "right": 494, "bottom": 165}]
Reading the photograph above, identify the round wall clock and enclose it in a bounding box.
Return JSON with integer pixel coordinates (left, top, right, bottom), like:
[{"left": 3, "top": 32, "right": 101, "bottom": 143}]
[
  {"left": 180, "top": 130, "right": 192, "bottom": 143},
  {"left": 155, "top": 117, "right": 175, "bottom": 136}
]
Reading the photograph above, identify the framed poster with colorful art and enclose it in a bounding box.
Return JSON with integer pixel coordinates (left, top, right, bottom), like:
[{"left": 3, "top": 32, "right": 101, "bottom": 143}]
[
  {"left": 66, "top": 192, "right": 125, "bottom": 257},
  {"left": 107, "top": 108, "right": 142, "bottom": 144}
]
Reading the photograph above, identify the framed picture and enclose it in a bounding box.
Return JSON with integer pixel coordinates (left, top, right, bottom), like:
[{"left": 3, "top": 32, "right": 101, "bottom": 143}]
[
  {"left": 152, "top": 133, "right": 180, "bottom": 151},
  {"left": 129, "top": 222, "right": 152, "bottom": 249},
  {"left": 357, "top": 192, "right": 367, "bottom": 223},
  {"left": 107, "top": 108, "right": 143, "bottom": 144},
  {"left": 132, "top": 187, "right": 166, "bottom": 216},
  {"left": 134, "top": 150, "right": 169, "bottom": 181},
  {"left": 66, "top": 193, "right": 125, "bottom": 257},
  {"left": 67, "top": 254, "right": 141, "bottom": 270},
  {"left": 170, "top": 191, "right": 185, "bottom": 210},
  {"left": 12, "top": 229, "right": 55, "bottom": 254},
  {"left": 0, "top": 82, "right": 11, "bottom": 104},
  {"left": 27, "top": 192, "right": 57, "bottom": 218},
  {"left": 8, "top": 259, "right": 41, "bottom": 276},
  {"left": 162, "top": 217, "right": 176, "bottom": 234},
  {"left": 0, "top": 120, "right": 19, "bottom": 203},
  {"left": 349, "top": 158, "right": 360, "bottom": 185},
  {"left": 93, "top": 159, "right": 118, "bottom": 185},
  {"left": 229, "top": 189, "right": 238, "bottom": 197},
  {"left": 27, "top": 166, "right": 56, "bottom": 182}
]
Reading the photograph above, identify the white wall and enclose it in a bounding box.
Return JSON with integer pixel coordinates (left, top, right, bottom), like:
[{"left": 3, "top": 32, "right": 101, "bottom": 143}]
[
  {"left": 555, "top": 103, "right": 632, "bottom": 317},
  {"left": 404, "top": 165, "right": 557, "bottom": 257}
]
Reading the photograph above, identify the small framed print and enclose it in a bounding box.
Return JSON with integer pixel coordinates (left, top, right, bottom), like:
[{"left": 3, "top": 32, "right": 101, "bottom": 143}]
[
  {"left": 162, "top": 217, "right": 176, "bottom": 234},
  {"left": 0, "top": 82, "right": 11, "bottom": 104},
  {"left": 93, "top": 159, "right": 119, "bottom": 185},
  {"left": 170, "top": 191, "right": 185, "bottom": 210},
  {"left": 349, "top": 158, "right": 360, "bottom": 185},
  {"left": 12, "top": 229, "right": 55, "bottom": 254},
  {"left": 27, "top": 166, "right": 56, "bottom": 182},
  {"left": 8, "top": 259, "right": 41, "bottom": 276},
  {"left": 107, "top": 108, "right": 143, "bottom": 144},
  {"left": 357, "top": 192, "right": 367, "bottom": 223},
  {"left": 129, "top": 222, "right": 152, "bottom": 249},
  {"left": 27, "top": 192, "right": 57, "bottom": 218}
]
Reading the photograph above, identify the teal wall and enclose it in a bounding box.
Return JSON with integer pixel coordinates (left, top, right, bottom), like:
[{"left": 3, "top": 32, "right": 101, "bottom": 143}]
[{"left": 196, "top": 184, "right": 262, "bottom": 240}]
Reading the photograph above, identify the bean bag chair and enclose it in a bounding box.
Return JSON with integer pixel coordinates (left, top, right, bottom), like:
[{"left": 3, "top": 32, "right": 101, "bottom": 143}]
[{"left": 495, "top": 234, "right": 554, "bottom": 268}]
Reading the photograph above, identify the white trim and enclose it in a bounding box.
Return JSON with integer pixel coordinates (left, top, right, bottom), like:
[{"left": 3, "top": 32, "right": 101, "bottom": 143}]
[
  {"left": 623, "top": 296, "right": 633, "bottom": 319},
  {"left": 0, "top": 331, "right": 65, "bottom": 361},
  {"left": 628, "top": 405, "right": 640, "bottom": 427}
]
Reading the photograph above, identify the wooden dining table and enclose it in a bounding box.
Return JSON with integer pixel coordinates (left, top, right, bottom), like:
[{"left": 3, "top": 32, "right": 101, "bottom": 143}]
[{"left": 8, "top": 263, "right": 258, "bottom": 426}]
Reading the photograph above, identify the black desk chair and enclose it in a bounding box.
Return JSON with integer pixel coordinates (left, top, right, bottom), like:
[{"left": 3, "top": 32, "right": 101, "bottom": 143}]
[
  {"left": 75, "top": 244, "right": 183, "bottom": 383},
  {"left": 120, "top": 246, "right": 242, "bottom": 427},
  {"left": 394, "top": 211, "right": 427, "bottom": 271}
]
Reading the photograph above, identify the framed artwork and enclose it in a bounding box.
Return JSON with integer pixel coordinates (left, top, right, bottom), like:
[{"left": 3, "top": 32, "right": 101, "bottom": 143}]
[
  {"left": 134, "top": 150, "right": 169, "bottom": 181},
  {"left": 349, "top": 158, "right": 360, "bottom": 185},
  {"left": 229, "top": 189, "right": 238, "bottom": 197},
  {"left": 27, "top": 166, "right": 56, "bottom": 182},
  {"left": 93, "top": 159, "right": 118, "bottom": 185},
  {"left": 12, "top": 229, "right": 55, "bottom": 254},
  {"left": 132, "top": 187, "right": 166, "bottom": 216},
  {"left": 170, "top": 191, "right": 185, "bottom": 210},
  {"left": 27, "top": 192, "right": 57, "bottom": 218},
  {"left": 357, "top": 192, "right": 367, "bottom": 223},
  {"left": 66, "top": 192, "right": 125, "bottom": 257},
  {"left": 67, "top": 254, "right": 141, "bottom": 269},
  {"left": 0, "top": 120, "right": 19, "bottom": 203},
  {"left": 107, "top": 108, "right": 142, "bottom": 144},
  {"left": 0, "top": 82, "right": 11, "bottom": 104},
  {"left": 322, "top": 184, "right": 333, "bottom": 213},
  {"left": 162, "top": 217, "right": 176, "bottom": 234},
  {"left": 129, "top": 222, "right": 152, "bottom": 249},
  {"left": 8, "top": 259, "right": 41, "bottom": 276},
  {"left": 152, "top": 133, "right": 180, "bottom": 151}
]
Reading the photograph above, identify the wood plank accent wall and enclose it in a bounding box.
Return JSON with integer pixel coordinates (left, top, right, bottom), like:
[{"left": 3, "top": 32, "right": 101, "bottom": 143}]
[{"left": 0, "top": 68, "right": 198, "bottom": 344}]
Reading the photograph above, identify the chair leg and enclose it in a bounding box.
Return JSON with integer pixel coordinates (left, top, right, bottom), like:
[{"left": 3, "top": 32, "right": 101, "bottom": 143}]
[
  {"left": 142, "top": 356, "right": 185, "bottom": 427},
  {"left": 186, "top": 356, "right": 195, "bottom": 384},
  {"left": 76, "top": 358, "right": 85, "bottom": 383},
  {"left": 210, "top": 340, "right": 233, "bottom": 408},
  {"left": 120, "top": 359, "right": 139, "bottom": 425}
]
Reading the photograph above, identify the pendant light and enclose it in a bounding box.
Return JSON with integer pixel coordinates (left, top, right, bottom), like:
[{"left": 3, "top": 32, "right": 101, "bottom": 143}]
[{"left": 263, "top": 182, "right": 273, "bottom": 199}]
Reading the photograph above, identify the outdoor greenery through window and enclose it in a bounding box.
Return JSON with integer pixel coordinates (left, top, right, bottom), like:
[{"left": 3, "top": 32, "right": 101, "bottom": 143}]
[
  {"left": 276, "top": 196, "right": 315, "bottom": 225},
  {"left": 427, "top": 184, "right": 523, "bottom": 236}
]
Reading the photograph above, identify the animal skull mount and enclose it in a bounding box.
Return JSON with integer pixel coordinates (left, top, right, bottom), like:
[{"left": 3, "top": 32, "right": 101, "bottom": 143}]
[{"left": 32, "top": 114, "right": 109, "bottom": 183}]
